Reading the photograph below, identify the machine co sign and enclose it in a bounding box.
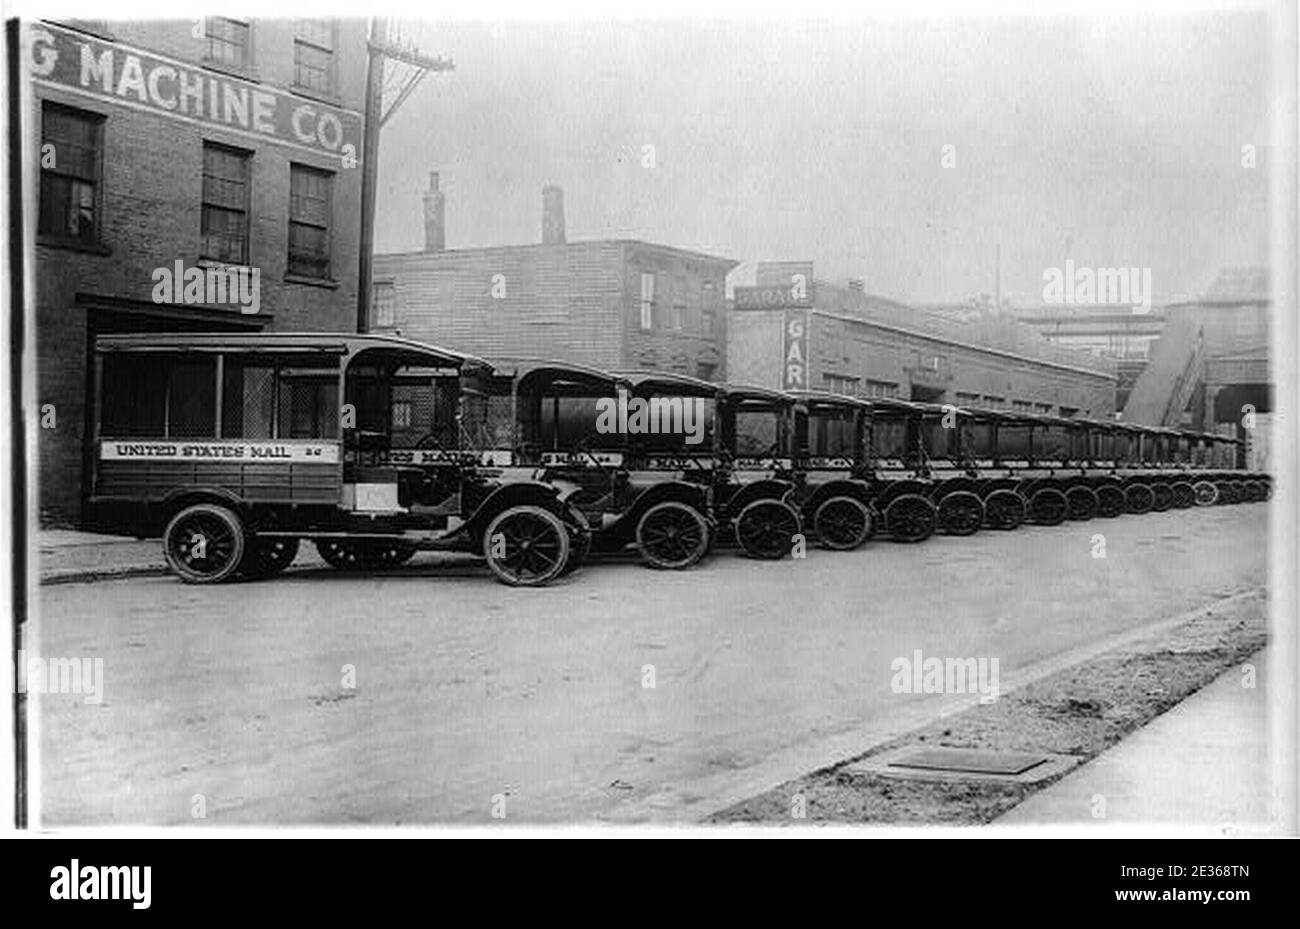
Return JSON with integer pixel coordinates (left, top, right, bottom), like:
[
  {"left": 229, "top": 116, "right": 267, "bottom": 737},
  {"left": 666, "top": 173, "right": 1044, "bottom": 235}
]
[
  {"left": 782, "top": 310, "right": 811, "bottom": 390},
  {"left": 28, "top": 23, "right": 360, "bottom": 161}
]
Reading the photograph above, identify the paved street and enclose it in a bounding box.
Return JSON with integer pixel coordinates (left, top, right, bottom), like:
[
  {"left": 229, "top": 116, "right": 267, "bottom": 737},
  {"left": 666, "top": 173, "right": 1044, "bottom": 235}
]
[{"left": 35, "top": 505, "right": 1267, "bottom": 825}]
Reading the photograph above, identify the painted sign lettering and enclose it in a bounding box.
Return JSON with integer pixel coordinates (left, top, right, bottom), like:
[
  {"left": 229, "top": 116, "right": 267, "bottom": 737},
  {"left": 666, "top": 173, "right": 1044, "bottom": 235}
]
[{"left": 30, "top": 23, "right": 360, "bottom": 163}]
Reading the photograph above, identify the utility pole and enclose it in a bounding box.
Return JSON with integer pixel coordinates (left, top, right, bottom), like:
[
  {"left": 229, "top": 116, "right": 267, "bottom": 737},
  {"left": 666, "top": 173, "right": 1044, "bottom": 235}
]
[{"left": 356, "top": 19, "right": 454, "bottom": 333}]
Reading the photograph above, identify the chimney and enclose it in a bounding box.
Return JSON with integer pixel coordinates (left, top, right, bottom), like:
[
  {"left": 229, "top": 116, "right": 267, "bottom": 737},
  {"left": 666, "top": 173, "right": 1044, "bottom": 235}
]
[
  {"left": 542, "top": 185, "right": 566, "bottom": 245},
  {"left": 423, "top": 172, "right": 445, "bottom": 252}
]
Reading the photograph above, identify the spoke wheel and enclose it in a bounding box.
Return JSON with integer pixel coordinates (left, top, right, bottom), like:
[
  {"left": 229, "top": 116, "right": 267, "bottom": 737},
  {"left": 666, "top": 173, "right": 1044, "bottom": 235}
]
[
  {"left": 884, "top": 494, "right": 937, "bottom": 543},
  {"left": 1095, "top": 485, "right": 1125, "bottom": 518},
  {"left": 163, "top": 504, "right": 245, "bottom": 584},
  {"left": 937, "top": 491, "right": 984, "bottom": 536},
  {"left": 1193, "top": 480, "right": 1219, "bottom": 506},
  {"left": 1170, "top": 482, "right": 1196, "bottom": 509},
  {"left": 1214, "top": 481, "right": 1234, "bottom": 505},
  {"left": 483, "top": 505, "right": 570, "bottom": 586},
  {"left": 316, "top": 539, "right": 415, "bottom": 570},
  {"left": 735, "top": 499, "right": 802, "bottom": 560},
  {"left": 813, "top": 495, "right": 873, "bottom": 550},
  {"left": 1029, "top": 488, "right": 1068, "bottom": 526},
  {"left": 1150, "top": 484, "right": 1173, "bottom": 512},
  {"left": 238, "top": 537, "right": 300, "bottom": 579},
  {"left": 1064, "top": 486, "right": 1098, "bottom": 521},
  {"left": 983, "top": 490, "right": 1026, "bottom": 530},
  {"left": 1124, "top": 483, "right": 1155, "bottom": 515},
  {"left": 637, "top": 501, "right": 710, "bottom": 568}
]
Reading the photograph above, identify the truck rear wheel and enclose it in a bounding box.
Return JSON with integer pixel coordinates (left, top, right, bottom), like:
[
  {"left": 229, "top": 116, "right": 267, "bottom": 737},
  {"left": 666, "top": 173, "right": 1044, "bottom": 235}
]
[
  {"left": 316, "top": 539, "right": 415, "bottom": 569},
  {"left": 238, "top": 537, "right": 299, "bottom": 579},
  {"left": 163, "top": 503, "right": 245, "bottom": 584}
]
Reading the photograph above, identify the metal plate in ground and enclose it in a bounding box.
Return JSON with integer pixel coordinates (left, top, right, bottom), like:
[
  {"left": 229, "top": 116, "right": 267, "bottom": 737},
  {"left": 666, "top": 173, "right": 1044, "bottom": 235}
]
[
  {"left": 889, "top": 747, "right": 1049, "bottom": 776},
  {"left": 841, "top": 745, "right": 1084, "bottom": 784}
]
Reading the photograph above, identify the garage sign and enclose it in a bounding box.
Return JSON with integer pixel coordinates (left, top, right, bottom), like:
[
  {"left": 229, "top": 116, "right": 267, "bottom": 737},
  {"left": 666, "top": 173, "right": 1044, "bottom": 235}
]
[{"left": 782, "top": 310, "right": 810, "bottom": 390}]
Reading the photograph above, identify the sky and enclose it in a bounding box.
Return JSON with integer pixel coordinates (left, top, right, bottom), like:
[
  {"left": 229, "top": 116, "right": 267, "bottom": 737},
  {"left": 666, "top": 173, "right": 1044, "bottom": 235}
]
[{"left": 373, "top": 14, "right": 1274, "bottom": 306}]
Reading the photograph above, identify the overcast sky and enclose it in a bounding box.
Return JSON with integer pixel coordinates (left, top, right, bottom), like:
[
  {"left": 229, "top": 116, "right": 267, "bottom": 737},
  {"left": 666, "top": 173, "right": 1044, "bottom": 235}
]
[{"left": 374, "top": 14, "right": 1273, "bottom": 306}]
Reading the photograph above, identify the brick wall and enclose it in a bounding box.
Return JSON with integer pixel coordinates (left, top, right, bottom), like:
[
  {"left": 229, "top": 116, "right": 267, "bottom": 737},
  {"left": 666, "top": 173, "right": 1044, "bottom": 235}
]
[
  {"left": 373, "top": 240, "right": 735, "bottom": 379},
  {"left": 728, "top": 307, "right": 1116, "bottom": 417},
  {"left": 32, "top": 19, "right": 366, "bottom": 526}
]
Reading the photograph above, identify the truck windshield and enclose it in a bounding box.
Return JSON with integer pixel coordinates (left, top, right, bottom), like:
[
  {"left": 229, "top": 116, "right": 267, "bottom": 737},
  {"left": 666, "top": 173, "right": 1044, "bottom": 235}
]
[{"left": 807, "top": 407, "right": 857, "bottom": 457}]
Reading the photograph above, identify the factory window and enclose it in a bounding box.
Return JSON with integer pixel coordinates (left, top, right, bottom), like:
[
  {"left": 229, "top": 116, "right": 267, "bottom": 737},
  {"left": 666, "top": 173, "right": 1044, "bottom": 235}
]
[
  {"left": 372, "top": 282, "right": 397, "bottom": 328},
  {"left": 205, "top": 17, "right": 251, "bottom": 69},
  {"left": 865, "top": 380, "right": 900, "bottom": 399},
  {"left": 38, "top": 103, "right": 103, "bottom": 245},
  {"left": 200, "top": 143, "right": 251, "bottom": 264},
  {"left": 1012, "top": 399, "right": 1034, "bottom": 412},
  {"left": 1059, "top": 406, "right": 1079, "bottom": 418},
  {"left": 701, "top": 310, "right": 716, "bottom": 336},
  {"left": 639, "top": 273, "right": 656, "bottom": 330},
  {"left": 672, "top": 275, "right": 686, "bottom": 330},
  {"left": 823, "top": 373, "right": 860, "bottom": 396},
  {"left": 288, "top": 164, "right": 333, "bottom": 279},
  {"left": 1235, "top": 312, "right": 1259, "bottom": 338},
  {"left": 955, "top": 391, "right": 980, "bottom": 407},
  {"left": 294, "top": 20, "right": 335, "bottom": 95},
  {"left": 983, "top": 395, "right": 1005, "bottom": 409},
  {"left": 696, "top": 361, "right": 717, "bottom": 381},
  {"left": 1035, "top": 403, "right": 1053, "bottom": 414}
]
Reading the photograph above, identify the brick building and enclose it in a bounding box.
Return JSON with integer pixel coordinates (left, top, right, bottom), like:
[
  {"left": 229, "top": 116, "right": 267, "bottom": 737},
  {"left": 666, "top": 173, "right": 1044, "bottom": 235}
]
[
  {"left": 371, "top": 179, "right": 737, "bottom": 379},
  {"left": 728, "top": 263, "right": 1117, "bottom": 417},
  {"left": 29, "top": 18, "right": 367, "bottom": 525}
]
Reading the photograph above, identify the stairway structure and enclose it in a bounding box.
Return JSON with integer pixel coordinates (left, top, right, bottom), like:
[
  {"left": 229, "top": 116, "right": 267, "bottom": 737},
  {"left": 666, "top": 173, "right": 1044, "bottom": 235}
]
[{"left": 1122, "top": 313, "right": 1204, "bottom": 426}]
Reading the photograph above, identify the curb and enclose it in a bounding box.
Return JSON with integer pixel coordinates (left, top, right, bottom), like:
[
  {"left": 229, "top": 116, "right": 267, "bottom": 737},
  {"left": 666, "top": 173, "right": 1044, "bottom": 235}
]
[
  {"left": 41, "top": 564, "right": 170, "bottom": 586},
  {"left": 706, "top": 590, "right": 1267, "bottom": 825},
  {"left": 602, "top": 587, "right": 1268, "bottom": 823}
]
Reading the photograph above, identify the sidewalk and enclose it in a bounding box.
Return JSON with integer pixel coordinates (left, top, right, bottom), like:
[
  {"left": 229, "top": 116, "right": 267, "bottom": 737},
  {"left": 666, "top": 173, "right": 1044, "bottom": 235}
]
[
  {"left": 39, "top": 529, "right": 169, "bottom": 584},
  {"left": 998, "top": 649, "right": 1279, "bottom": 833},
  {"left": 38, "top": 529, "right": 335, "bottom": 584}
]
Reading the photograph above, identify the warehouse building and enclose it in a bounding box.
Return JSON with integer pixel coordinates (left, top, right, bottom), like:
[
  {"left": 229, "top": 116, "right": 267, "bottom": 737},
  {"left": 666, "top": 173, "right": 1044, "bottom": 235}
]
[
  {"left": 728, "top": 263, "right": 1117, "bottom": 417},
  {"left": 371, "top": 179, "right": 738, "bottom": 379},
  {"left": 1123, "top": 268, "right": 1271, "bottom": 447},
  {"left": 30, "top": 18, "right": 367, "bottom": 526}
]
